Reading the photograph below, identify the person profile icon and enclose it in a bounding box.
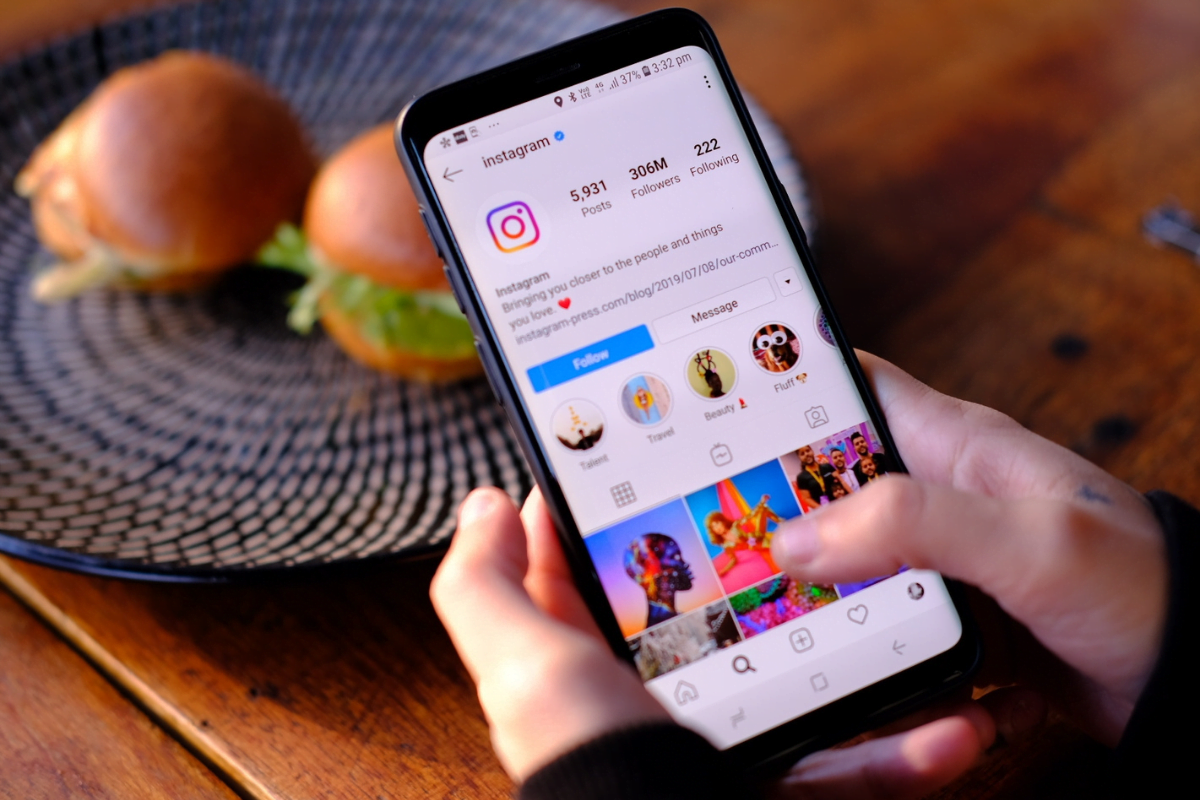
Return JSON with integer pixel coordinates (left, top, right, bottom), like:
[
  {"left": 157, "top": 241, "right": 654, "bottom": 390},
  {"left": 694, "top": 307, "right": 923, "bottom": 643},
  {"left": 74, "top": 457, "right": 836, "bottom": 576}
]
[{"left": 624, "top": 533, "right": 695, "bottom": 628}]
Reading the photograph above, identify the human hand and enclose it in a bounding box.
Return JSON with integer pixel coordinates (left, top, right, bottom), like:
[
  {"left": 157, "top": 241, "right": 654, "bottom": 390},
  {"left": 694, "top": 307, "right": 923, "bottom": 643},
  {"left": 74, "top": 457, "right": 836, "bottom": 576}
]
[
  {"left": 431, "top": 485, "right": 669, "bottom": 780},
  {"left": 773, "top": 352, "right": 1168, "bottom": 746},
  {"left": 434, "top": 486, "right": 999, "bottom": 796}
]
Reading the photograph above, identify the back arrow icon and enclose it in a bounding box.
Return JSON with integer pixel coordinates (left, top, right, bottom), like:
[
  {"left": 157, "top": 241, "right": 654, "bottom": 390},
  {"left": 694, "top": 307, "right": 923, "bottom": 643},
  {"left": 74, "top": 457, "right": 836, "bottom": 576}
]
[
  {"left": 443, "top": 167, "right": 463, "bottom": 181},
  {"left": 892, "top": 640, "right": 906, "bottom": 654}
]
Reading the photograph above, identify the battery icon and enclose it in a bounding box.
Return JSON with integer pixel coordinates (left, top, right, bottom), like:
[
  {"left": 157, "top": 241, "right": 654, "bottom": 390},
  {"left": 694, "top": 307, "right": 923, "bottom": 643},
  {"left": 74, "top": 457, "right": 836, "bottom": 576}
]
[{"left": 642, "top": 65, "right": 651, "bottom": 77}]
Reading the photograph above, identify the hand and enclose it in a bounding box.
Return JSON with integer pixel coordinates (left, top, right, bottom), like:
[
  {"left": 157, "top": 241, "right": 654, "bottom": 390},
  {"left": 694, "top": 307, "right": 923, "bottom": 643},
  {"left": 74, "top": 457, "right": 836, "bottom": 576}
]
[
  {"left": 430, "top": 485, "right": 669, "bottom": 780},
  {"left": 773, "top": 352, "right": 1168, "bottom": 746},
  {"left": 434, "top": 486, "right": 998, "bottom": 796}
]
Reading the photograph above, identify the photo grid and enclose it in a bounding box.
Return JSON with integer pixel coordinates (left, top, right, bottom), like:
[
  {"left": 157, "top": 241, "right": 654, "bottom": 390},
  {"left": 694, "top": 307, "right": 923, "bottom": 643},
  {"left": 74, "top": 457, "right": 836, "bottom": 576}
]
[{"left": 584, "top": 420, "right": 900, "bottom": 681}]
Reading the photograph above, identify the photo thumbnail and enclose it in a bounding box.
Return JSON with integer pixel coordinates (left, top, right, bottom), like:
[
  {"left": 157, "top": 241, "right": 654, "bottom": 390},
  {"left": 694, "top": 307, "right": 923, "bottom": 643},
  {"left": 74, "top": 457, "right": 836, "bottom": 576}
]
[
  {"left": 782, "top": 420, "right": 895, "bottom": 510},
  {"left": 584, "top": 499, "right": 723, "bottom": 638},
  {"left": 686, "top": 348, "right": 737, "bottom": 400},
  {"left": 627, "top": 600, "right": 741, "bottom": 680},
  {"left": 619, "top": 373, "right": 672, "bottom": 426},
  {"left": 750, "top": 322, "right": 801, "bottom": 373},
  {"left": 685, "top": 459, "right": 800, "bottom": 595},
  {"left": 551, "top": 399, "right": 605, "bottom": 451},
  {"left": 729, "top": 574, "right": 838, "bottom": 638}
]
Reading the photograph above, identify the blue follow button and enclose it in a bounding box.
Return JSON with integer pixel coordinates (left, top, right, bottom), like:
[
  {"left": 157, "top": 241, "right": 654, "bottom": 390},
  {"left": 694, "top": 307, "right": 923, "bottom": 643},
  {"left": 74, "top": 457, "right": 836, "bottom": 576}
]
[{"left": 527, "top": 325, "right": 655, "bottom": 392}]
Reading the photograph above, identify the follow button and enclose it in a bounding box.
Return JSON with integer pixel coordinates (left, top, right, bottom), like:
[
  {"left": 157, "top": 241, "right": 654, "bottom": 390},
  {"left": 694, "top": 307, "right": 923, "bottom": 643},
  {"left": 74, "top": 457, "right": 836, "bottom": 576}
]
[{"left": 526, "top": 325, "right": 655, "bottom": 392}]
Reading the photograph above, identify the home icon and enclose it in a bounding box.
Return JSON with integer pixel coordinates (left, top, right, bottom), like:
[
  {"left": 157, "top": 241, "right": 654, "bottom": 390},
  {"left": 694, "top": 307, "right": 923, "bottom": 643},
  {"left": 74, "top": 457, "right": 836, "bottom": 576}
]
[{"left": 674, "top": 681, "right": 699, "bottom": 706}]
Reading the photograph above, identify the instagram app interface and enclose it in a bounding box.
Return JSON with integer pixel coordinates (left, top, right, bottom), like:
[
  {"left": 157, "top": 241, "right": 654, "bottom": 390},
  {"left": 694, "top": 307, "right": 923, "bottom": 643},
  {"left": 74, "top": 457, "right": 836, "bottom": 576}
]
[{"left": 423, "top": 46, "right": 962, "bottom": 748}]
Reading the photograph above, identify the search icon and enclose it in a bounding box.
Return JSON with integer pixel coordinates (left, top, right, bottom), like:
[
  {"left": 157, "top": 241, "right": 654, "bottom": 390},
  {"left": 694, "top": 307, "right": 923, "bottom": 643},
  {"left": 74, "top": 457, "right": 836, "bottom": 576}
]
[{"left": 732, "top": 655, "right": 757, "bottom": 674}]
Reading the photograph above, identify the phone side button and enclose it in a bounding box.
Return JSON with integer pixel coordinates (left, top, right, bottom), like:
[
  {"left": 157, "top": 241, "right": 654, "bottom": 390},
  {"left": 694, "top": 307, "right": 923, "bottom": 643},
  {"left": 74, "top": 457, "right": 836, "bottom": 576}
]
[
  {"left": 474, "top": 339, "right": 506, "bottom": 410},
  {"left": 444, "top": 265, "right": 466, "bottom": 314},
  {"left": 417, "top": 206, "right": 446, "bottom": 261}
]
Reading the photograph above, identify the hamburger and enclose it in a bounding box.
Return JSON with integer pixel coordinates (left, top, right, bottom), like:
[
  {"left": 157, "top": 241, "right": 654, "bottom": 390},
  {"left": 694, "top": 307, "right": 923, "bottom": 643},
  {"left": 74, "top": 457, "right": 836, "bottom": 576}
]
[
  {"left": 14, "top": 51, "right": 315, "bottom": 300},
  {"left": 259, "top": 124, "right": 479, "bottom": 381}
]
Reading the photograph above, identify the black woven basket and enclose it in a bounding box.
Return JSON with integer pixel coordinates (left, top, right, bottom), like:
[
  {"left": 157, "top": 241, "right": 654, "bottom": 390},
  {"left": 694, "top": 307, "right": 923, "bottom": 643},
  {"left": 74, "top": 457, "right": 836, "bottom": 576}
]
[{"left": 0, "top": 0, "right": 811, "bottom": 580}]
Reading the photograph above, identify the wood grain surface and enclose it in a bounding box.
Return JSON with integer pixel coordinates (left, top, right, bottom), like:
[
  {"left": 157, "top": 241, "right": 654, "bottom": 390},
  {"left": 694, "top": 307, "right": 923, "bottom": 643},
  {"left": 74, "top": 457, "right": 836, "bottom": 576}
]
[
  {"left": 0, "top": 556, "right": 510, "bottom": 800},
  {"left": 3, "top": 1, "right": 1200, "bottom": 798},
  {"left": 0, "top": 586, "right": 238, "bottom": 799}
]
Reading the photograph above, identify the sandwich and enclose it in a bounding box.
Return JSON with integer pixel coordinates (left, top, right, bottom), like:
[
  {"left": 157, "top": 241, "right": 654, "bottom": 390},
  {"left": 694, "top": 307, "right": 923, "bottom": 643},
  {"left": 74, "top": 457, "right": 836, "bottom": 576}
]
[
  {"left": 14, "top": 51, "right": 315, "bottom": 300},
  {"left": 259, "top": 124, "right": 479, "bottom": 381}
]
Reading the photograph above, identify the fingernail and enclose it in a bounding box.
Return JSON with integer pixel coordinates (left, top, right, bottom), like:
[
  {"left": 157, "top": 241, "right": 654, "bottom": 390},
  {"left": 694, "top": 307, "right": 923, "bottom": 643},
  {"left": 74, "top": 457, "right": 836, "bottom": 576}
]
[
  {"left": 776, "top": 517, "right": 821, "bottom": 566},
  {"left": 459, "top": 488, "right": 499, "bottom": 528}
]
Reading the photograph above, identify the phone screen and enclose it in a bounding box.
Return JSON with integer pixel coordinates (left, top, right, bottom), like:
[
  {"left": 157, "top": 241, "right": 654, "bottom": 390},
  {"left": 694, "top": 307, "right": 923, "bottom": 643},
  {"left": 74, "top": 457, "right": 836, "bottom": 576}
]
[{"left": 420, "top": 44, "right": 963, "bottom": 748}]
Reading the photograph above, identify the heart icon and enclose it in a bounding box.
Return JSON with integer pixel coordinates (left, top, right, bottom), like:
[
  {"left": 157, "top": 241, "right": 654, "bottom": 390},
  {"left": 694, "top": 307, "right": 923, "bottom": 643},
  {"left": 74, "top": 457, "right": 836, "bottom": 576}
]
[
  {"left": 846, "top": 605, "right": 869, "bottom": 625},
  {"left": 558, "top": 297, "right": 571, "bottom": 309}
]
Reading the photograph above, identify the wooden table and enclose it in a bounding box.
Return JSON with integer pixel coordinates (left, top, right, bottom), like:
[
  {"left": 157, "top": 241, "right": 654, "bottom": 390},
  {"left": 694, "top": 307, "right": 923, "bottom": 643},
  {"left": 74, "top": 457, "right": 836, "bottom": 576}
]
[{"left": 3, "top": 1, "right": 1200, "bottom": 797}]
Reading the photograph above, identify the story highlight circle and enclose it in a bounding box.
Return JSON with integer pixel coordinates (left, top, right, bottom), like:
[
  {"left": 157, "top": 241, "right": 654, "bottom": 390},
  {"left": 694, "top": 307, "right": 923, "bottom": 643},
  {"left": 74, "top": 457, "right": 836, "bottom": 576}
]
[
  {"left": 750, "top": 322, "right": 802, "bottom": 374},
  {"left": 618, "top": 373, "right": 673, "bottom": 426},
  {"left": 551, "top": 399, "right": 606, "bottom": 451},
  {"left": 686, "top": 348, "right": 738, "bottom": 400}
]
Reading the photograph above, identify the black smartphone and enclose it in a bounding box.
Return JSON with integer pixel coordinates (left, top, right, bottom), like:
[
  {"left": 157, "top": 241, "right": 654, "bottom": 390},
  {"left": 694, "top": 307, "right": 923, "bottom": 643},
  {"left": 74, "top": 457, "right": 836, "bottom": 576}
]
[{"left": 396, "top": 8, "right": 980, "bottom": 773}]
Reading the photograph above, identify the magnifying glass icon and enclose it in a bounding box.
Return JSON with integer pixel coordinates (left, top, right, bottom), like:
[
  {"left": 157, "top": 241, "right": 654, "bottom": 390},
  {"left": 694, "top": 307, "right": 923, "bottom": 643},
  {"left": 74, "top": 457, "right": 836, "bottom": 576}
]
[{"left": 732, "top": 655, "right": 757, "bottom": 674}]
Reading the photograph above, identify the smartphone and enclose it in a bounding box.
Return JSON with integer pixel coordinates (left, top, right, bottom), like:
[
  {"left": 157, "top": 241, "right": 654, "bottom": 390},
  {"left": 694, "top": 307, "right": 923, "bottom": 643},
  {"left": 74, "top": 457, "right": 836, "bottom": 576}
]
[{"left": 396, "top": 8, "right": 980, "bottom": 772}]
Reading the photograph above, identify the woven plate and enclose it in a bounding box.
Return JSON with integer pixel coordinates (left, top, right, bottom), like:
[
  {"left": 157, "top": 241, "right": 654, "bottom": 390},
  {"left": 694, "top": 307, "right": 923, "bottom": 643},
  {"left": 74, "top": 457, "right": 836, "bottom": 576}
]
[{"left": 0, "top": 0, "right": 812, "bottom": 580}]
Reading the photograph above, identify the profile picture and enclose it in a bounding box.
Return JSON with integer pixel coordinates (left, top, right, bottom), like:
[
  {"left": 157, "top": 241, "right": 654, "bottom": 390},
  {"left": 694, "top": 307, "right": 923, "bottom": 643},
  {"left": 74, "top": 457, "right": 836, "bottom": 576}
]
[
  {"left": 686, "top": 348, "right": 737, "bottom": 400},
  {"left": 619, "top": 374, "right": 672, "bottom": 426},
  {"left": 551, "top": 399, "right": 605, "bottom": 451},
  {"left": 751, "top": 323, "right": 801, "bottom": 373}
]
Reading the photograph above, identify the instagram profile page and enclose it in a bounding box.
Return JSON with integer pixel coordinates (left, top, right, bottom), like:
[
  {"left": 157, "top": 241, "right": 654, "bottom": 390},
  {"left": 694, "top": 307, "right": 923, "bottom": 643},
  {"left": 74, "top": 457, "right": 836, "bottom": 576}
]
[{"left": 424, "top": 46, "right": 963, "bottom": 748}]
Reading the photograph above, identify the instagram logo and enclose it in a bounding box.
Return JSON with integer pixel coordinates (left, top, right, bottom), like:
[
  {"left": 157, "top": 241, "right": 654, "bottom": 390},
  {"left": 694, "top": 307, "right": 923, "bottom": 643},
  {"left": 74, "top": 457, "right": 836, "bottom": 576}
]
[{"left": 487, "top": 201, "right": 541, "bottom": 253}]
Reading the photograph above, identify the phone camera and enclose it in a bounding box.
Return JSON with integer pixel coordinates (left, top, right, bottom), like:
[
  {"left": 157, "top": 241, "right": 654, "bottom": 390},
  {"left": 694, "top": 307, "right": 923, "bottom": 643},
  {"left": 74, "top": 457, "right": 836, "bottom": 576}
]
[{"left": 907, "top": 582, "right": 925, "bottom": 601}]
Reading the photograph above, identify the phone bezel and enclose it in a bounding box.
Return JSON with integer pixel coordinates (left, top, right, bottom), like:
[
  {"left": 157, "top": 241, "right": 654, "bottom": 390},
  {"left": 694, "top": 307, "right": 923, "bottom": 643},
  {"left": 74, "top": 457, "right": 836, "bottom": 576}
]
[{"left": 396, "top": 7, "right": 982, "bottom": 774}]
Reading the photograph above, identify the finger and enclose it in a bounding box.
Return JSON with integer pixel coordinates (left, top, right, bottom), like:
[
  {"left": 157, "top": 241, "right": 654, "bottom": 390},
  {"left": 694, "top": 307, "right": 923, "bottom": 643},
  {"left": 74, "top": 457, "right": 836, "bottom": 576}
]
[
  {"left": 773, "top": 476, "right": 1052, "bottom": 598},
  {"left": 520, "top": 487, "right": 604, "bottom": 633},
  {"left": 431, "top": 487, "right": 551, "bottom": 680},
  {"left": 856, "top": 351, "right": 1151, "bottom": 520},
  {"left": 773, "top": 474, "right": 1166, "bottom": 719},
  {"left": 772, "top": 715, "right": 988, "bottom": 800},
  {"left": 519, "top": 486, "right": 556, "bottom": 560},
  {"left": 521, "top": 486, "right": 570, "bottom": 584}
]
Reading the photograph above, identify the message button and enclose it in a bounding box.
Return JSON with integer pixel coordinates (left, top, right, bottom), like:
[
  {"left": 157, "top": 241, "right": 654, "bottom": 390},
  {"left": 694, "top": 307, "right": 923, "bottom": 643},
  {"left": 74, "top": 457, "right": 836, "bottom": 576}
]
[{"left": 652, "top": 278, "right": 775, "bottom": 344}]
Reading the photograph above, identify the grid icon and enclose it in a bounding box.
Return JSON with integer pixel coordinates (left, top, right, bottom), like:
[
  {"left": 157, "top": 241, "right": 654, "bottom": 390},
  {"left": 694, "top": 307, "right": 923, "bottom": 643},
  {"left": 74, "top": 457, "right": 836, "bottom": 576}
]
[{"left": 610, "top": 482, "right": 637, "bottom": 508}]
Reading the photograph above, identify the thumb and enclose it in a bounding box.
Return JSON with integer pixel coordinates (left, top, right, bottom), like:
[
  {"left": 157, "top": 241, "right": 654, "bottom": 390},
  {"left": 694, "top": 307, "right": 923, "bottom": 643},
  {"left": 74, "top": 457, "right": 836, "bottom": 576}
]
[{"left": 431, "top": 487, "right": 550, "bottom": 681}]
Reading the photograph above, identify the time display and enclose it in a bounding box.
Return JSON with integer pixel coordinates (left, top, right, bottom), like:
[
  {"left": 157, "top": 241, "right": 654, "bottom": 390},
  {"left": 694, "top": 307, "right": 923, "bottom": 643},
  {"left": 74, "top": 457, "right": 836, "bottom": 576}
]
[{"left": 645, "top": 51, "right": 694, "bottom": 73}]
